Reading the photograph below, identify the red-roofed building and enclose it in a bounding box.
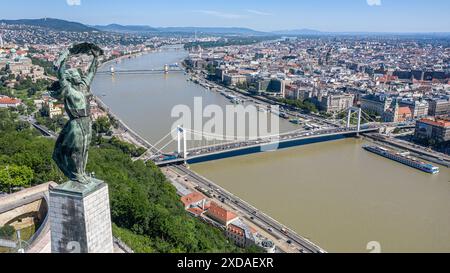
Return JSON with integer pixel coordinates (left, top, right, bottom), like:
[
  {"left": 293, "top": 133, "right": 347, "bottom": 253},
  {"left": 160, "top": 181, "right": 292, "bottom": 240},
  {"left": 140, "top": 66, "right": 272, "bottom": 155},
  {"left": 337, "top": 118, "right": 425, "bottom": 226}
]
[
  {"left": 187, "top": 207, "right": 205, "bottom": 217},
  {"left": 417, "top": 118, "right": 450, "bottom": 128},
  {"left": 377, "top": 75, "right": 398, "bottom": 84},
  {"left": 205, "top": 202, "right": 238, "bottom": 227},
  {"left": 223, "top": 56, "right": 233, "bottom": 62},
  {"left": 397, "top": 106, "right": 413, "bottom": 122},
  {"left": 383, "top": 103, "right": 413, "bottom": 123},
  {"left": 226, "top": 219, "right": 258, "bottom": 248},
  {"left": 180, "top": 192, "right": 207, "bottom": 210},
  {"left": 111, "top": 50, "right": 121, "bottom": 57},
  {"left": 15, "top": 50, "right": 27, "bottom": 57},
  {"left": 0, "top": 96, "right": 22, "bottom": 108},
  {"left": 415, "top": 118, "right": 450, "bottom": 144},
  {"left": 90, "top": 107, "right": 108, "bottom": 121}
]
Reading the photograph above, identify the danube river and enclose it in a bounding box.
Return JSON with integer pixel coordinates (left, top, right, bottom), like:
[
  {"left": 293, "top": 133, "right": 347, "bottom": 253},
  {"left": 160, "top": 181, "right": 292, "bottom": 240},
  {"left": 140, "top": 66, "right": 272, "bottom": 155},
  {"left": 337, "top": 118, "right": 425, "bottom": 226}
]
[
  {"left": 92, "top": 46, "right": 450, "bottom": 253},
  {"left": 92, "top": 46, "right": 297, "bottom": 152}
]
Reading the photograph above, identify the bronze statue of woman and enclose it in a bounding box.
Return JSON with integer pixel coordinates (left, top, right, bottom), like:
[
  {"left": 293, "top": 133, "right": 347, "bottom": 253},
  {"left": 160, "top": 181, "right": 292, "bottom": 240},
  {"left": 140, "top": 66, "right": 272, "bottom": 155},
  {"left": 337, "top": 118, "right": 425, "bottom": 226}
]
[{"left": 51, "top": 43, "right": 102, "bottom": 185}]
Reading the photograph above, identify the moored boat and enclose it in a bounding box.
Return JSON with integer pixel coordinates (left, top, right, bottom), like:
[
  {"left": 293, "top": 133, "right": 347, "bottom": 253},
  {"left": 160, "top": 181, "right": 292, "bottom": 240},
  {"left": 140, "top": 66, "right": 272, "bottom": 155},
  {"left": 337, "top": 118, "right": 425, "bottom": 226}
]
[{"left": 363, "top": 145, "right": 439, "bottom": 174}]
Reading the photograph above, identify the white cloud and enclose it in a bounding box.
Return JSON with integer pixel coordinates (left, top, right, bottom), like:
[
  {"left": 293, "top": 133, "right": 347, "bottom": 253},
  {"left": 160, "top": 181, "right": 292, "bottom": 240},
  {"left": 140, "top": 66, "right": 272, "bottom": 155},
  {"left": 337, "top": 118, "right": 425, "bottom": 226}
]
[
  {"left": 246, "top": 9, "right": 272, "bottom": 16},
  {"left": 66, "top": 0, "right": 81, "bottom": 6},
  {"left": 194, "top": 10, "right": 245, "bottom": 19},
  {"left": 367, "top": 0, "right": 382, "bottom": 6}
]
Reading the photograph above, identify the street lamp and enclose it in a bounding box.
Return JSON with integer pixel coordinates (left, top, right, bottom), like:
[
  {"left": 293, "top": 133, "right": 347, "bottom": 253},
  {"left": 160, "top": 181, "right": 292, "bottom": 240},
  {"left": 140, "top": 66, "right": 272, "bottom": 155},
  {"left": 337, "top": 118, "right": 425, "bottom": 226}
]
[{"left": 16, "top": 229, "right": 30, "bottom": 253}]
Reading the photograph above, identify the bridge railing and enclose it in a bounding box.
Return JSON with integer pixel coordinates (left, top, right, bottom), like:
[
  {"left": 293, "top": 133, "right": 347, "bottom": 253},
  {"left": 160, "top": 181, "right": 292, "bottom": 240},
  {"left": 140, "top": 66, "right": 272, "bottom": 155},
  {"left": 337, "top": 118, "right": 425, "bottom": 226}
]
[
  {"left": 185, "top": 126, "right": 378, "bottom": 154},
  {"left": 96, "top": 68, "right": 183, "bottom": 75}
]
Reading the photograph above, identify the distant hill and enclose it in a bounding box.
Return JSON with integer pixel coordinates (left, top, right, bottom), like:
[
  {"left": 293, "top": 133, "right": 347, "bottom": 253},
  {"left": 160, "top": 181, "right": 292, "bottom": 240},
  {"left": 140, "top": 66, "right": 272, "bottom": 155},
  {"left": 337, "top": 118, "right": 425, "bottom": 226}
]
[
  {"left": 272, "top": 29, "right": 322, "bottom": 35},
  {"left": 0, "top": 18, "right": 98, "bottom": 32},
  {"left": 157, "top": 27, "right": 268, "bottom": 36},
  {"left": 93, "top": 24, "right": 158, "bottom": 33},
  {"left": 1, "top": 18, "right": 271, "bottom": 36},
  {"left": 93, "top": 24, "right": 269, "bottom": 36}
]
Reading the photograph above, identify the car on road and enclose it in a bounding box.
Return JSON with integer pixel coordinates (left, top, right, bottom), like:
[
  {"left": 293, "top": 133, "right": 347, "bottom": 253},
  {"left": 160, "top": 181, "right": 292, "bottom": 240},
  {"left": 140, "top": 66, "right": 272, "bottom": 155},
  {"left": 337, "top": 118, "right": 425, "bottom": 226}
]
[
  {"left": 287, "top": 240, "right": 292, "bottom": 244},
  {"left": 268, "top": 228, "right": 273, "bottom": 232}
]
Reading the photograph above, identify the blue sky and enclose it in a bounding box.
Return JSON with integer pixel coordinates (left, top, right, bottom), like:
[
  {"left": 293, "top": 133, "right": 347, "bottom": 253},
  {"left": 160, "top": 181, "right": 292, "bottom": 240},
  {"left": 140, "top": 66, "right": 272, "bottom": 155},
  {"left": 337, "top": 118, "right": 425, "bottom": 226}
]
[{"left": 1, "top": 0, "right": 450, "bottom": 32}]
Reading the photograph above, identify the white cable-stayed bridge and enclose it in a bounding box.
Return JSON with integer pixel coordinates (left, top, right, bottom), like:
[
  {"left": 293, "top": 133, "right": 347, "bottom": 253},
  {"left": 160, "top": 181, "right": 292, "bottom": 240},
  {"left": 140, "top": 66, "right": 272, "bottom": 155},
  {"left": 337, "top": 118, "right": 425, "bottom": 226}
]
[{"left": 132, "top": 107, "right": 397, "bottom": 166}]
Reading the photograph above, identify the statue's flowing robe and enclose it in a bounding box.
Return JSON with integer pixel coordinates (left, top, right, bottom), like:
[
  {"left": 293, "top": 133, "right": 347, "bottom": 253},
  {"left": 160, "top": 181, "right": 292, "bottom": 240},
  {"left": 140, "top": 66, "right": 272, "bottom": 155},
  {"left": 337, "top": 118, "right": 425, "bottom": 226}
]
[{"left": 52, "top": 79, "right": 92, "bottom": 183}]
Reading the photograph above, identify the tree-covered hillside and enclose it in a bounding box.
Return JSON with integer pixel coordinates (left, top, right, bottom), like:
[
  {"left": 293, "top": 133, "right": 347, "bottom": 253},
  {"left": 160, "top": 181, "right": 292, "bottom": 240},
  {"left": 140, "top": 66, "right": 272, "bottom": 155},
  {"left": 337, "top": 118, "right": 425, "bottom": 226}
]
[{"left": 0, "top": 109, "right": 244, "bottom": 253}]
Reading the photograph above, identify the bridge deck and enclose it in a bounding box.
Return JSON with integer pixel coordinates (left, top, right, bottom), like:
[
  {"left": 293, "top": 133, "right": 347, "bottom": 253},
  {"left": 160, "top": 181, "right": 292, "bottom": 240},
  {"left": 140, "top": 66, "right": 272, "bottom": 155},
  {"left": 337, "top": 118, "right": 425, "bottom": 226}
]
[
  {"left": 97, "top": 69, "right": 183, "bottom": 75},
  {"left": 155, "top": 128, "right": 379, "bottom": 166}
]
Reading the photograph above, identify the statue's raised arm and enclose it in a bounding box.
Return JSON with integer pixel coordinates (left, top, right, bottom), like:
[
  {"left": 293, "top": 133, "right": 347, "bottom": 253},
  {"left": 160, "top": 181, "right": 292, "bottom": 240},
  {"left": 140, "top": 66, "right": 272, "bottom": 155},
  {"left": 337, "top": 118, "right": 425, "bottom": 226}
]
[
  {"left": 49, "top": 49, "right": 71, "bottom": 100},
  {"left": 83, "top": 50, "right": 99, "bottom": 87},
  {"left": 56, "top": 49, "right": 70, "bottom": 84}
]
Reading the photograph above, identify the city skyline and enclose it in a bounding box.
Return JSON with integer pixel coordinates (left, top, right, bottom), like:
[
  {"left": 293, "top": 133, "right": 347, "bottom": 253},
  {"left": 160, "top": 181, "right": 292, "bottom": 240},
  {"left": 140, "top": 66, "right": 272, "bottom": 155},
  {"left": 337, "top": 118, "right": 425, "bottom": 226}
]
[
  {"left": 1, "top": 1, "right": 450, "bottom": 256},
  {"left": 1, "top": 0, "right": 450, "bottom": 33}
]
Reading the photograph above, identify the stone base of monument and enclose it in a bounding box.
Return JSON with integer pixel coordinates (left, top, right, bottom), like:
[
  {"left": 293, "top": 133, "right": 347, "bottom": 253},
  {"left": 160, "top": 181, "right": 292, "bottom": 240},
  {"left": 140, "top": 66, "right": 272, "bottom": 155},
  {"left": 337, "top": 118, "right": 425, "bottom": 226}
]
[{"left": 49, "top": 179, "right": 114, "bottom": 253}]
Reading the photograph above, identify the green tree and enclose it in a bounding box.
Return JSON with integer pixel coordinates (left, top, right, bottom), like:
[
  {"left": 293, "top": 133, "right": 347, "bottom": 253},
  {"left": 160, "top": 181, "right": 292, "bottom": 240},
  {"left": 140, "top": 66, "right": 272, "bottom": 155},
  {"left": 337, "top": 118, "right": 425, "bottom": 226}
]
[
  {"left": 106, "top": 137, "right": 146, "bottom": 157},
  {"left": 278, "top": 98, "right": 318, "bottom": 113},
  {"left": 0, "top": 109, "right": 16, "bottom": 131},
  {"left": 93, "top": 116, "right": 112, "bottom": 135},
  {"left": 428, "top": 139, "right": 437, "bottom": 148},
  {"left": 27, "top": 87, "right": 37, "bottom": 97},
  {"left": 0, "top": 118, "right": 62, "bottom": 184},
  {"left": 108, "top": 115, "right": 120, "bottom": 129},
  {"left": 0, "top": 225, "right": 15, "bottom": 240},
  {"left": 15, "top": 120, "right": 31, "bottom": 132},
  {"left": 0, "top": 165, "right": 34, "bottom": 193},
  {"left": 39, "top": 104, "right": 50, "bottom": 118},
  {"left": 206, "top": 63, "right": 216, "bottom": 75},
  {"left": 0, "top": 86, "right": 13, "bottom": 97},
  {"left": 236, "top": 81, "right": 249, "bottom": 90}
]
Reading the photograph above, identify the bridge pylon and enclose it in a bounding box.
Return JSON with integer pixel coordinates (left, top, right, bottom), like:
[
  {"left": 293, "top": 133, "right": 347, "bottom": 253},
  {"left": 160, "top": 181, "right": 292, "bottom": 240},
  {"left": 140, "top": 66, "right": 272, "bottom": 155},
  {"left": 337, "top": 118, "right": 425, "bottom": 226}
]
[
  {"left": 177, "top": 126, "right": 188, "bottom": 160},
  {"left": 347, "top": 107, "right": 362, "bottom": 132}
]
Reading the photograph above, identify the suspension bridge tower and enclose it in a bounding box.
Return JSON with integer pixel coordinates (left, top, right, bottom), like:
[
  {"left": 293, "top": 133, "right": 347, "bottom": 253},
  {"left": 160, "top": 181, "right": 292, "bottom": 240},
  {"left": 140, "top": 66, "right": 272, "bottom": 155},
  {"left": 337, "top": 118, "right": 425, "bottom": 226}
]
[
  {"left": 347, "top": 106, "right": 362, "bottom": 133},
  {"left": 177, "top": 126, "right": 188, "bottom": 160}
]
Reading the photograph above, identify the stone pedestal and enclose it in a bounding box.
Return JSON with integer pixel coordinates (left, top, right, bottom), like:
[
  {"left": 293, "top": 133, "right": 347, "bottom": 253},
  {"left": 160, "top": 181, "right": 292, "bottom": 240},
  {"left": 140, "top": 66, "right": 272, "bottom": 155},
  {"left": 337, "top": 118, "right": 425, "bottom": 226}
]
[{"left": 49, "top": 179, "right": 114, "bottom": 253}]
